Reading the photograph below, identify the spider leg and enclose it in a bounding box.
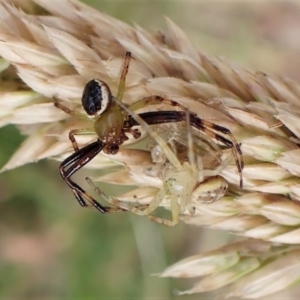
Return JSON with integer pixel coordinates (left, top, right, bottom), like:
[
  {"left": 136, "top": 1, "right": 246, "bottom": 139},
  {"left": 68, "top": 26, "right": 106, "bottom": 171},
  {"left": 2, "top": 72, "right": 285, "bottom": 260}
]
[
  {"left": 128, "top": 95, "right": 187, "bottom": 112},
  {"left": 68, "top": 128, "right": 96, "bottom": 151},
  {"left": 54, "top": 97, "right": 91, "bottom": 121},
  {"left": 86, "top": 177, "right": 149, "bottom": 212},
  {"left": 116, "top": 51, "right": 131, "bottom": 101},
  {"left": 87, "top": 178, "right": 180, "bottom": 227},
  {"left": 54, "top": 97, "right": 96, "bottom": 151},
  {"left": 59, "top": 141, "right": 102, "bottom": 207},
  {"left": 175, "top": 128, "right": 223, "bottom": 166},
  {"left": 181, "top": 109, "right": 199, "bottom": 214},
  {"left": 60, "top": 141, "right": 125, "bottom": 213},
  {"left": 148, "top": 194, "right": 180, "bottom": 226},
  {"left": 129, "top": 186, "right": 169, "bottom": 216},
  {"left": 185, "top": 109, "right": 197, "bottom": 178},
  {"left": 189, "top": 115, "right": 244, "bottom": 188}
]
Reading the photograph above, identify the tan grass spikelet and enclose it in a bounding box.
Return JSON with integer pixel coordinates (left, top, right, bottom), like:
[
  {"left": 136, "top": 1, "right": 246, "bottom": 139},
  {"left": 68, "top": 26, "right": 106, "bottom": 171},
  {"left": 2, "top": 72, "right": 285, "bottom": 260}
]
[
  {"left": 161, "top": 239, "right": 300, "bottom": 298},
  {"left": 0, "top": 0, "right": 300, "bottom": 298}
]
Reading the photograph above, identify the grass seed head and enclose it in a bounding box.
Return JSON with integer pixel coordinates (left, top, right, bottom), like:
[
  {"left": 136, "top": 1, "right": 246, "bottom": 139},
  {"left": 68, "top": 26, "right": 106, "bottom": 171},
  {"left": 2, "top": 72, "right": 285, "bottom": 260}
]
[{"left": 1, "top": 0, "right": 300, "bottom": 298}]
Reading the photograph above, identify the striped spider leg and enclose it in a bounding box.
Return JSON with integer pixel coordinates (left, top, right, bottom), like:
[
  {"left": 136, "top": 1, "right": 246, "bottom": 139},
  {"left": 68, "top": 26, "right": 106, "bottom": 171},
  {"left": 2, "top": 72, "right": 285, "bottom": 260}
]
[
  {"left": 87, "top": 102, "right": 229, "bottom": 226},
  {"left": 128, "top": 96, "right": 244, "bottom": 189}
]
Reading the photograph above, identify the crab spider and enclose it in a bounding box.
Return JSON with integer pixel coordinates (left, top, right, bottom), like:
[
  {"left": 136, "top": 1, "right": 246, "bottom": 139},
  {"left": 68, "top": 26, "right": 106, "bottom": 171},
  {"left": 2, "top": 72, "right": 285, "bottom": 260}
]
[{"left": 88, "top": 105, "right": 229, "bottom": 226}]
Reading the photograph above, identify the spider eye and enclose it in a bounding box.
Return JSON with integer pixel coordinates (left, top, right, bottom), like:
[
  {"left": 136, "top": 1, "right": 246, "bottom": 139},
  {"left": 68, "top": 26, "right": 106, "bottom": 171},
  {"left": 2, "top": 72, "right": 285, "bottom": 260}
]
[{"left": 82, "top": 79, "right": 112, "bottom": 116}]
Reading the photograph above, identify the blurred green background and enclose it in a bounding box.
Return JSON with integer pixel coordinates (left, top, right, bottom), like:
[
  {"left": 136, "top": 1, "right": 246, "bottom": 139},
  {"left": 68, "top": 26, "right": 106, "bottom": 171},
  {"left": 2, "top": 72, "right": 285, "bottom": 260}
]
[{"left": 1, "top": 0, "right": 300, "bottom": 299}]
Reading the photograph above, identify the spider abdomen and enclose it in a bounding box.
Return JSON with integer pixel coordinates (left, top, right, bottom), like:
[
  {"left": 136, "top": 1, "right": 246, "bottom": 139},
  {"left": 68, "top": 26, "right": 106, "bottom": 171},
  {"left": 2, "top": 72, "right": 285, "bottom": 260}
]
[
  {"left": 192, "top": 175, "right": 228, "bottom": 204},
  {"left": 82, "top": 79, "right": 112, "bottom": 116}
]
